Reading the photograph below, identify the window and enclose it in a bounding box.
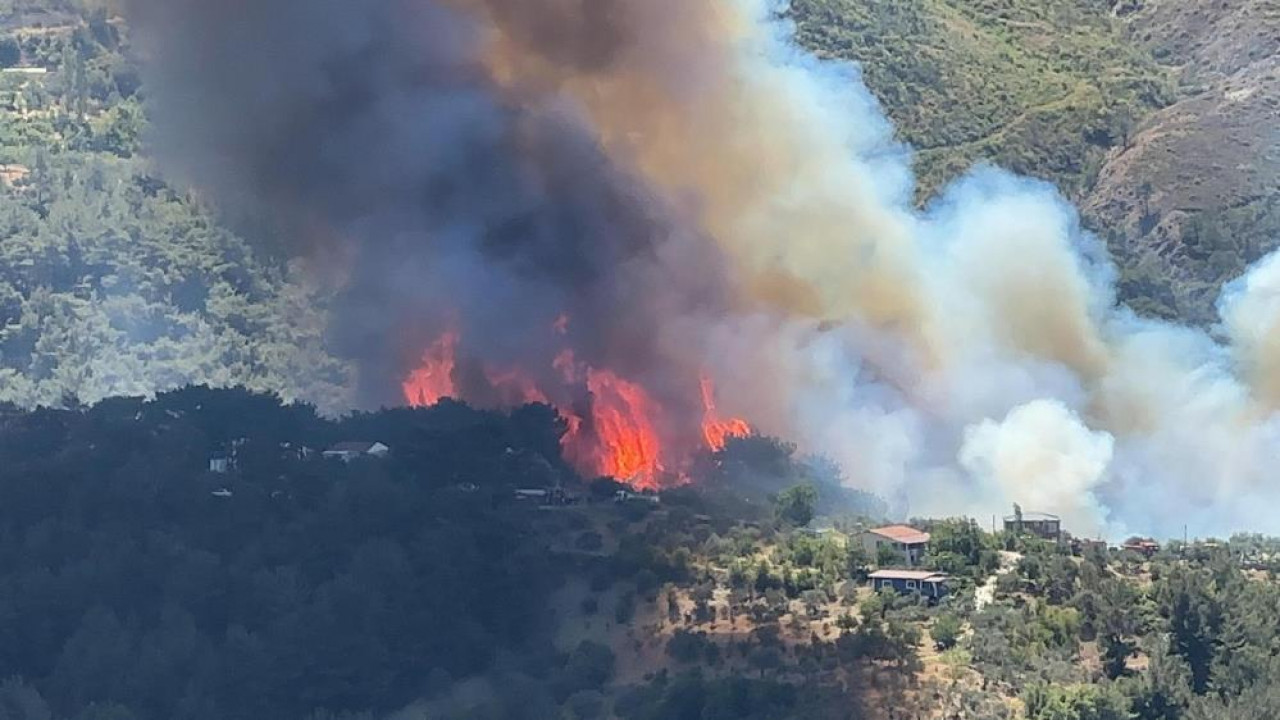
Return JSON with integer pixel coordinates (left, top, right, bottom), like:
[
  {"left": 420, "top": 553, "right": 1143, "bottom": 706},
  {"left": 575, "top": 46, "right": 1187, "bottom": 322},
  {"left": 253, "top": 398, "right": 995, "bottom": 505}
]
[{"left": 905, "top": 580, "right": 917, "bottom": 590}]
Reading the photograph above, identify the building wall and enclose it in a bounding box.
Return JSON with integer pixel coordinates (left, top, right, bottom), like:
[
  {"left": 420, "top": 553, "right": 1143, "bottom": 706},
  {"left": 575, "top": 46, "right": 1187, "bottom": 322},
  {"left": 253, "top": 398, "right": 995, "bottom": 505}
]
[
  {"left": 861, "top": 533, "right": 925, "bottom": 565},
  {"left": 871, "top": 577, "right": 947, "bottom": 597},
  {"left": 1004, "top": 520, "right": 1061, "bottom": 540}
]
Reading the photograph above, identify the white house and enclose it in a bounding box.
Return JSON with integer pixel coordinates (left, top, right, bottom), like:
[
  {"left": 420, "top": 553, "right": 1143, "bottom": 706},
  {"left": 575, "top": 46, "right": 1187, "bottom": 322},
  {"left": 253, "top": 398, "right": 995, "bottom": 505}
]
[
  {"left": 209, "top": 454, "right": 232, "bottom": 474},
  {"left": 615, "top": 490, "right": 660, "bottom": 504},
  {"left": 323, "top": 441, "right": 391, "bottom": 462}
]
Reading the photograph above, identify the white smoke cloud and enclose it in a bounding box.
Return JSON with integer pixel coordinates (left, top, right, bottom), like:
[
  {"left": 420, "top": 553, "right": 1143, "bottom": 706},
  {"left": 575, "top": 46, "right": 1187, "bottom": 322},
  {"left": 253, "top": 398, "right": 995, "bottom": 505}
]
[
  {"left": 692, "top": 1, "right": 1280, "bottom": 540},
  {"left": 1221, "top": 252, "right": 1280, "bottom": 407},
  {"left": 958, "top": 400, "right": 1114, "bottom": 538}
]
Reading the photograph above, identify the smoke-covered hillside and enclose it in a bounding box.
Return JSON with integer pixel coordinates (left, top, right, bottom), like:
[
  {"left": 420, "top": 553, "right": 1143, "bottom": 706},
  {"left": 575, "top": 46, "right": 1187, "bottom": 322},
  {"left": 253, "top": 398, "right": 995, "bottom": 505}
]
[{"left": 792, "top": 0, "right": 1280, "bottom": 324}]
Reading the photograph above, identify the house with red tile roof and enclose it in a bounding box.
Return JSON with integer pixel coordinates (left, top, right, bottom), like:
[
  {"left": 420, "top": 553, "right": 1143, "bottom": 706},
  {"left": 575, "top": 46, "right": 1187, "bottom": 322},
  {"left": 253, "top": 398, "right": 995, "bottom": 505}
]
[{"left": 861, "top": 524, "right": 931, "bottom": 566}]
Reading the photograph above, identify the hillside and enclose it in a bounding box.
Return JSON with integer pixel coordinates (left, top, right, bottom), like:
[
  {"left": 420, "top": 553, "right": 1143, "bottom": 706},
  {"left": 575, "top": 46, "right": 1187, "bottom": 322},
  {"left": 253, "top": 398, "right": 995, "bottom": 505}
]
[
  {"left": 791, "top": 0, "right": 1280, "bottom": 323},
  {"left": 1087, "top": 0, "right": 1280, "bottom": 323},
  {"left": 0, "top": 1, "right": 354, "bottom": 412},
  {"left": 3, "top": 389, "right": 1280, "bottom": 720}
]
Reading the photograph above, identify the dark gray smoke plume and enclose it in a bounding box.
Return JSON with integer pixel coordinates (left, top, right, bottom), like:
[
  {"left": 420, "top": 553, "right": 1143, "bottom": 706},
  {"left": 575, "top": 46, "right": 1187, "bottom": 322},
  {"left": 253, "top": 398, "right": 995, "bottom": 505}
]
[{"left": 124, "top": 0, "right": 726, "bottom": 430}]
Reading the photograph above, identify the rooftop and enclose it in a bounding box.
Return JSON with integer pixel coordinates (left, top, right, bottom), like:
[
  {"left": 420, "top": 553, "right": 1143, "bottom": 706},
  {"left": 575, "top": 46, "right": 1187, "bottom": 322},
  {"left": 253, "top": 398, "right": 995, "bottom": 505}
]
[
  {"left": 1004, "top": 512, "right": 1060, "bottom": 522},
  {"left": 867, "top": 525, "right": 931, "bottom": 545},
  {"left": 326, "top": 441, "right": 384, "bottom": 453},
  {"left": 869, "top": 570, "right": 948, "bottom": 582}
]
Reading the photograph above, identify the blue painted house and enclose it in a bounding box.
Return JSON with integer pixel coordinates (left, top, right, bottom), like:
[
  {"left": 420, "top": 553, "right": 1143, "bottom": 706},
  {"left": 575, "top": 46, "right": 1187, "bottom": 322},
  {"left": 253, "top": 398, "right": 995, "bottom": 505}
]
[{"left": 869, "top": 569, "right": 950, "bottom": 599}]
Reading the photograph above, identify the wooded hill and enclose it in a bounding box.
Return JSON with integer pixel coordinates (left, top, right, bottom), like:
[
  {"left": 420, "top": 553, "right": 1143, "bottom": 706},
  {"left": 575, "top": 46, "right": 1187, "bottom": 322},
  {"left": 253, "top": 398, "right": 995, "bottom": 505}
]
[{"left": 1, "top": 387, "right": 1280, "bottom": 720}]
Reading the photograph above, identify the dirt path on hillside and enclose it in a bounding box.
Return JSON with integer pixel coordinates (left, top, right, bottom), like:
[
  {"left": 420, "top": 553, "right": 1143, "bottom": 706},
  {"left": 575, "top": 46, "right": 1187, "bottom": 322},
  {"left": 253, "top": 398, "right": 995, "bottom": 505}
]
[{"left": 974, "top": 551, "right": 1021, "bottom": 611}]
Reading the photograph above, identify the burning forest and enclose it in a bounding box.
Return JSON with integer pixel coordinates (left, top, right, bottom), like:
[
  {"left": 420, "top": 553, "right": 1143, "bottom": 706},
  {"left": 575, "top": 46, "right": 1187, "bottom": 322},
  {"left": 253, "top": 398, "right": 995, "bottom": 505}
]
[
  {"left": 122, "top": 0, "right": 1280, "bottom": 539},
  {"left": 399, "top": 320, "right": 749, "bottom": 488}
]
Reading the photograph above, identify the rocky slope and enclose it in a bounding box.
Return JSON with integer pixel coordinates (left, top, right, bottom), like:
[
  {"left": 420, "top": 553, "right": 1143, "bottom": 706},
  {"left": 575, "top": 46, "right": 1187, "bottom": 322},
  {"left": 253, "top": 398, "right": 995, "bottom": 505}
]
[{"left": 1088, "top": 0, "right": 1280, "bottom": 322}]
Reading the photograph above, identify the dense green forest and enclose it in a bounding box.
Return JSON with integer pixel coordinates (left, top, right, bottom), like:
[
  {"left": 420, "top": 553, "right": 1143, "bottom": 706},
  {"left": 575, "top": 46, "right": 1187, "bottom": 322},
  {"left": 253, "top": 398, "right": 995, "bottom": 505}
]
[
  {"left": 0, "top": 389, "right": 568, "bottom": 720},
  {"left": 0, "top": 387, "right": 893, "bottom": 719},
  {"left": 0, "top": 0, "right": 352, "bottom": 411}
]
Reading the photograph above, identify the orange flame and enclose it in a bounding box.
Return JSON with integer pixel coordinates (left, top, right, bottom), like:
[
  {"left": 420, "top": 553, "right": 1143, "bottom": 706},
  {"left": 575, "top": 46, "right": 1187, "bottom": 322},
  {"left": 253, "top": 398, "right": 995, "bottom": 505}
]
[
  {"left": 401, "top": 329, "right": 747, "bottom": 491},
  {"left": 551, "top": 349, "right": 664, "bottom": 488},
  {"left": 580, "top": 368, "right": 664, "bottom": 488},
  {"left": 700, "top": 375, "right": 750, "bottom": 450},
  {"left": 402, "top": 330, "right": 459, "bottom": 406}
]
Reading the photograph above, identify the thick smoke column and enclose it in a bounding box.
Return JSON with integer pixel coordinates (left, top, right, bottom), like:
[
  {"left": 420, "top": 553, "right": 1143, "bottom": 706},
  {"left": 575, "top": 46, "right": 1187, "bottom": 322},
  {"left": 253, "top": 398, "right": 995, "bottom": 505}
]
[
  {"left": 123, "top": 0, "right": 731, "bottom": 464},
  {"left": 126, "top": 0, "right": 1280, "bottom": 538}
]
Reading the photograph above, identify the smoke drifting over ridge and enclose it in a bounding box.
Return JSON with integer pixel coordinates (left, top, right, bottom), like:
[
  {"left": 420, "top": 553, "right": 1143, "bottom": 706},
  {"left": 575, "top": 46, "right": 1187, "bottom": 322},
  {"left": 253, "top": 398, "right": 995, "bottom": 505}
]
[{"left": 124, "top": 0, "right": 1280, "bottom": 538}]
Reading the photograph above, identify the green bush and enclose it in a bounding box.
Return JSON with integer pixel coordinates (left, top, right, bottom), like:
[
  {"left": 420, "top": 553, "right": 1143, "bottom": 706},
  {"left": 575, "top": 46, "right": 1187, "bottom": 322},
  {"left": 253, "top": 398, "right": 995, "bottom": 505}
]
[{"left": 932, "top": 613, "right": 963, "bottom": 650}]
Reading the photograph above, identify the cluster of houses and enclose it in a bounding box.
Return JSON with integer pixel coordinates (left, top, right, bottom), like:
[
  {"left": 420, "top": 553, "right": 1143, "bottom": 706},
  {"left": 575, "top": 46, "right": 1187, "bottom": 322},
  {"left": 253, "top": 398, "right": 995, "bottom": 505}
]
[
  {"left": 205, "top": 439, "right": 392, "bottom": 498},
  {"left": 513, "top": 486, "right": 583, "bottom": 506},
  {"left": 859, "top": 506, "right": 1164, "bottom": 600},
  {"left": 510, "top": 486, "right": 663, "bottom": 508},
  {"left": 859, "top": 524, "right": 952, "bottom": 599},
  {"left": 203, "top": 438, "right": 1164, "bottom": 598},
  {"left": 207, "top": 438, "right": 670, "bottom": 512},
  {"left": 209, "top": 440, "right": 390, "bottom": 474}
]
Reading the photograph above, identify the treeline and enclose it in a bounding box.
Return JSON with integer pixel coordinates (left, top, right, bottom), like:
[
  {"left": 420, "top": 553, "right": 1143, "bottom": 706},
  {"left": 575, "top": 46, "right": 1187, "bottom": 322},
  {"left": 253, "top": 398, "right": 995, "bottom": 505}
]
[
  {"left": 0, "top": 387, "right": 900, "bottom": 720},
  {"left": 957, "top": 535, "right": 1280, "bottom": 720}
]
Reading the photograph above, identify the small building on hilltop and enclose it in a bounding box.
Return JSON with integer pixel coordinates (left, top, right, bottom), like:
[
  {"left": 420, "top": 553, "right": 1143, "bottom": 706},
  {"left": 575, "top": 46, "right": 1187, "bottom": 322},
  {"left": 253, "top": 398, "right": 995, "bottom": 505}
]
[
  {"left": 1123, "top": 537, "right": 1161, "bottom": 558},
  {"left": 208, "top": 453, "right": 232, "bottom": 474},
  {"left": 1072, "top": 537, "right": 1109, "bottom": 556},
  {"left": 615, "top": 489, "right": 660, "bottom": 505},
  {"left": 1004, "top": 509, "right": 1062, "bottom": 542},
  {"left": 323, "top": 441, "right": 390, "bottom": 462},
  {"left": 208, "top": 438, "right": 247, "bottom": 473},
  {"left": 514, "top": 487, "right": 581, "bottom": 507},
  {"left": 862, "top": 525, "right": 931, "bottom": 566},
  {"left": 869, "top": 569, "right": 950, "bottom": 599}
]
